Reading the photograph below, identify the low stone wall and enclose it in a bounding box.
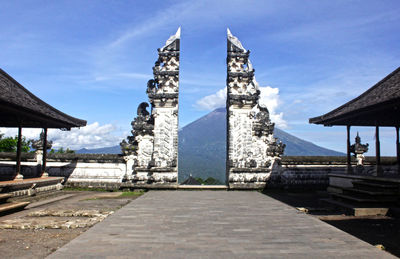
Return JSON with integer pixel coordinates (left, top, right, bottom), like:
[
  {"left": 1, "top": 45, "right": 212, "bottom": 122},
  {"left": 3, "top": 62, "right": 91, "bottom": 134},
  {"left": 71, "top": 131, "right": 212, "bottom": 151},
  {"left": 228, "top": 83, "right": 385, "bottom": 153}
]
[
  {"left": 46, "top": 154, "right": 126, "bottom": 189},
  {"left": 0, "top": 153, "right": 397, "bottom": 190},
  {"left": 275, "top": 156, "right": 398, "bottom": 190},
  {"left": 0, "top": 153, "right": 38, "bottom": 180},
  {"left": 0, "top": 153, "right": 126, "bottom": 189}
]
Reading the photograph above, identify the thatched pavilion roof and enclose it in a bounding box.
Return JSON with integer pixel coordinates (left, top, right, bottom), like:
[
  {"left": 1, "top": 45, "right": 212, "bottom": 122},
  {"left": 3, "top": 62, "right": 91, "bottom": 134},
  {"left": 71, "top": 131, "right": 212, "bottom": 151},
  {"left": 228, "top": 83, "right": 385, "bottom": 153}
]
[
  {"left": 0, "top": 69, "right": 86, "bottom": 129},
  {"left": 309, "top": 66, "right": 400, "bottom": 127}
]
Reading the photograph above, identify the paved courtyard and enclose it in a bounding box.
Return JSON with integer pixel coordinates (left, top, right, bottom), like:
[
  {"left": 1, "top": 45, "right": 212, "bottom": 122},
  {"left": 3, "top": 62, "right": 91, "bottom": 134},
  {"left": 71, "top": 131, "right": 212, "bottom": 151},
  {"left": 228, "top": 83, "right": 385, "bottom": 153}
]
[{"left": 48, "top": 191, "right": 396, "bottom": 258}]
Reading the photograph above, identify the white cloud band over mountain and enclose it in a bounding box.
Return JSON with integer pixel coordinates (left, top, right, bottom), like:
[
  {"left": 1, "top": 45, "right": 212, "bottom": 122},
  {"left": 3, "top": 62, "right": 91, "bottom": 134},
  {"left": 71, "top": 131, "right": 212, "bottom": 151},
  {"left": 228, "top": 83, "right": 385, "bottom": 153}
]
[
  {"left": 0, "top": 122, "right": 122, "bottom": 150},
  {"left": 195, "top": 86, "right": 287, "bottom": 128}
]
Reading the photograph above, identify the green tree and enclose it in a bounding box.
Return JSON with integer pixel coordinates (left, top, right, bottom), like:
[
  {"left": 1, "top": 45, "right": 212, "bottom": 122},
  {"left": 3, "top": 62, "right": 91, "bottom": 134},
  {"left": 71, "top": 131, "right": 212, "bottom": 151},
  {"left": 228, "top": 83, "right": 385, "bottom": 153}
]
[
  {"left": 53, "top": 147, "right": 75, "bottom": 154},
  {"left": 195, "top": 177, "right": 205, "bottom": 185},
  {"left": 65, "top": 148, "right": 75, "bottom": 154},
  {"left": 204, "top": 177, "right": 222, "bottom": 185},
  {"left": 0, "top": 134, "right": 31, "bottom": 152}
]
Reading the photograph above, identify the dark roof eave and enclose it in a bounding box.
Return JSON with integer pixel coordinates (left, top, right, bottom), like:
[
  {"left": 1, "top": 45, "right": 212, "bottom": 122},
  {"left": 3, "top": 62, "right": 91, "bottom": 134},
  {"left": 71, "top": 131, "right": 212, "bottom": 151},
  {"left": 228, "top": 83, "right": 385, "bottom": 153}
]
[
  {"left": 309, "top": 98, "right": 400, "bottom": 126},
  {"left": 0, "top": 69, "right": 87, "bottom": 129},
  {"left": 0, "top": 101, "right": 87, "bottom": 129},
  {"left": 309, "top": 66, "right": 400, "bottom": 126}
]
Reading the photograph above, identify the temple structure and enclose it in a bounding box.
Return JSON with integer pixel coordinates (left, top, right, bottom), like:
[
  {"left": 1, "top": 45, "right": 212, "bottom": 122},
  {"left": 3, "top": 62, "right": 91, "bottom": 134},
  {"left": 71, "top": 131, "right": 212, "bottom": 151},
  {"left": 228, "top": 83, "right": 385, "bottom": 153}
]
[
  {"left": 121, "top": 28, "right": 180, "bottom": 187},
  {"left": 226, "top": 29, "right": 285, "bottom": 189},
  {"left": 0, "top": 68, "right": 86, "bottom": 180},
  {"left": 310, "top": 66, "right": 400, "bottom": 175}
]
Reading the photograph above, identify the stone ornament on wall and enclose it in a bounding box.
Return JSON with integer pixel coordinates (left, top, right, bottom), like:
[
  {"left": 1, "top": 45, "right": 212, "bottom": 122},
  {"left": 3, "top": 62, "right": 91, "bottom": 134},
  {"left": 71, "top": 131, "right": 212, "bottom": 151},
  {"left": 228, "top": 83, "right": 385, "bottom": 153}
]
[
  {"left": 226, "top": 29, "right": 285, "bottom": 189},
  {"left": 121, "top": 28, "right": 180, "bottom": 186}
]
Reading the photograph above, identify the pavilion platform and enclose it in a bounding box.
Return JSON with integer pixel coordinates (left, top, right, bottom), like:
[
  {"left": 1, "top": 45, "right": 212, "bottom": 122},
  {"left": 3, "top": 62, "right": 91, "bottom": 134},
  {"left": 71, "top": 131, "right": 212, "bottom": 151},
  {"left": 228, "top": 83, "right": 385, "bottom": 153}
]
[
  {"left": 0, "top": 177, "right": 64, "bottom": 197},
  {"left": 323, "top": 173, "right": 400, "bottom": 216},
  {"left": 0, "top": 177, "right": 64, "bottom": 215}
]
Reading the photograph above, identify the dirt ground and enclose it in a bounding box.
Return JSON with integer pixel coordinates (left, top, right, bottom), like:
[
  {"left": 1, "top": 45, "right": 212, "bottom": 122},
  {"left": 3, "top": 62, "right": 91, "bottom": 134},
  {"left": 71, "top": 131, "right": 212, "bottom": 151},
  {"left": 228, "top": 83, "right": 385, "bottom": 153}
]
[
  {"left": 264, "top": 190, "right": 400, "bottom": 258},
  {"left": 0, "top": 190, "right": 142, "bottom": 259}
]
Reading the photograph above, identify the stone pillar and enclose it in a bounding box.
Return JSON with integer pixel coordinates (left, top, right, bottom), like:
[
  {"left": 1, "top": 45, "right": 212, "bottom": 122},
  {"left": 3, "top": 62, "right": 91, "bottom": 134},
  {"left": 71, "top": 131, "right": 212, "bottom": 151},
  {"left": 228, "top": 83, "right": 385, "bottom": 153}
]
[
  {"left": 121, "top": 28, "right": 180, "bottom": 187},
  {"left": 346, "top": 125, "right": 353, "bottom": 174},
  {"left": 396, "top": 126, "right": 400, "bottom": 175},
  {"left": 32, "top": 130, "right": 52, "bottom": 178},
  {"left": 14, "top": 126, "right": 24, "bottom": 180},
  {"left": 123, "top": 154, "right": 136, "bottom": 181},
  {"left": 375, "top": 126, "right": 383, "bottom": 176},
  {"left": 35, "top": 149, "right": 43, "bottom": 174},
  {"left": 226, "top": 29, "right": 284, "bottom": 189}
]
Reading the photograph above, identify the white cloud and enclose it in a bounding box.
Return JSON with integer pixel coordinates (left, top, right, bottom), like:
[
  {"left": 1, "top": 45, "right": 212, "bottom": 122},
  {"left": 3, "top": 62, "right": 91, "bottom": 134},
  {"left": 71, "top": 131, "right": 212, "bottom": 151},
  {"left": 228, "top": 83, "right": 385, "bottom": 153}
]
[
  {"left": 108, "top": 2, "right": 197, "bottom": 48},
  {"left": 259, "top": 87, "right": 287, "bottom": 129},
  {"left": 0, "top": 122, "right": 122, "bottom": 150},
  {"left": 195, "top": 86, "right": 287, "bottom": 128},
  {"left": 195, "top": 87, "right": 227, "bottom": 111}
]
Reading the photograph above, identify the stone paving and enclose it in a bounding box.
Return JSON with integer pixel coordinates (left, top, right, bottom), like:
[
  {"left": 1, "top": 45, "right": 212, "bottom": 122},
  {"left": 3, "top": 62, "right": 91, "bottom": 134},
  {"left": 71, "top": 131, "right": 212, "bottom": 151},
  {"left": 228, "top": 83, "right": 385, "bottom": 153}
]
[{"left": 48, "top": 191, "right": 397, "bottom": 258}]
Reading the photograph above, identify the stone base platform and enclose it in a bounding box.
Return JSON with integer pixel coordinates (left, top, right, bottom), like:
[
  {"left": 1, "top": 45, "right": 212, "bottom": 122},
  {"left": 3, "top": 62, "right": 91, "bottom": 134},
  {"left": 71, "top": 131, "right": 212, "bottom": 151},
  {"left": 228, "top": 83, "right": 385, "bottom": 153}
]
[
  {"left": 326, "top": 173, "right": 400, "bottom": 216},
  {"left": 229, "top": 182, "right": 266, "bottom": 189},
  {"left": 0, "top": 177, "right": 64, "bottom": 197}
]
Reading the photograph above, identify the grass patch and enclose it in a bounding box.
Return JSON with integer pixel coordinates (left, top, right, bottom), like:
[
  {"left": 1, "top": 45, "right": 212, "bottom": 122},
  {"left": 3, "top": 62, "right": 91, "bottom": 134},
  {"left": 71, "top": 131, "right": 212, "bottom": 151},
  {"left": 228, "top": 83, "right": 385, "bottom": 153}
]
[{"left": 119, "top": 190, "right": 145, "bottom": 197}]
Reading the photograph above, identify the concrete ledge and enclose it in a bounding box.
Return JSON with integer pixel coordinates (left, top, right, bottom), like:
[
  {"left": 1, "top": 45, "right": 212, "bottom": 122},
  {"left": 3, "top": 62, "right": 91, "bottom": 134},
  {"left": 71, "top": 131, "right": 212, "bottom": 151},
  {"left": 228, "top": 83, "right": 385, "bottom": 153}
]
[
  {"left": 229, "top": 182, "right": 266, "bottom": 190},
  {"left": 0, "top": 177, "right": 64, "bottom": 197},
  {"left": 329, "top": 173, "right": 400, "bottom": 183},
  {"left": 121, "top": 182, "right": 178, "bottom": 190},
  {"left": 178, "top": 185, "right": 228, "bottom": 190}
]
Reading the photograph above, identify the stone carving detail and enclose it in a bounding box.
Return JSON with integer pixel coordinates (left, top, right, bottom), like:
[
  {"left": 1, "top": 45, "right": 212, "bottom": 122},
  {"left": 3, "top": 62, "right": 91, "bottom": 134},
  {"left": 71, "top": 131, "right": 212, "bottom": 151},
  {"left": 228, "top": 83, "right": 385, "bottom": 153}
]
[
  {"left": 32, "top": 131, "right": 53, "bottom": 151},
  {"left": 350, "top": 132, "right": 369, "bottom": 166},
  {"left": 121, "top": 28, "right": 180, "bottom": 186},
  {"left": 226, "top": 29, "right": 285, "bottom": 189}
]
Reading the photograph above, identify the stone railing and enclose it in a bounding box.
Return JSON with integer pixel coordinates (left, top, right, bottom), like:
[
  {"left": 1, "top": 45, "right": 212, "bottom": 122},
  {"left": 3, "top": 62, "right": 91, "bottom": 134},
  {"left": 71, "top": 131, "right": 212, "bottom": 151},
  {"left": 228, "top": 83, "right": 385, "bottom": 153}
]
[
  {"left": 275, "top": 156, "right": 398, "bottom": 190},
  {"left": 0, "top": 153, "right": 397, "bottom": 190}
]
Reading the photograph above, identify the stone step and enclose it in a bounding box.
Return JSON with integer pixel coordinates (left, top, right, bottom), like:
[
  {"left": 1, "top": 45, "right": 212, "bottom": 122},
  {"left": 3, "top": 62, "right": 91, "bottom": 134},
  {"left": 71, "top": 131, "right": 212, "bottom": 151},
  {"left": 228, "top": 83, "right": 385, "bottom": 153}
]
[
  {"left": 331, "top": 193, "right": 397, "bottom": 203},
  {"left": 320, "top": 198, "right": 389, "bottom": 216},
  {"left": 352, "top": 180, "right": 399, "bottom": 190},
  {"left": 342, "top": 187, "right": 398, "bottom": 196},
  {"left": 0, "top": 201, "right": 30, "bottom": 214},
  {"left": 0, "top": 193, "right": 12, "bottom": 203}
]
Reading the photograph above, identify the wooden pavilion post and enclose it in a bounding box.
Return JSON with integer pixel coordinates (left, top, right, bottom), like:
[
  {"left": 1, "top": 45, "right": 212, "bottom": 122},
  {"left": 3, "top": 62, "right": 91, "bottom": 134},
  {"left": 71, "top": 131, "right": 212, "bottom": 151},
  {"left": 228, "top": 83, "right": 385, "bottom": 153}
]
[
  {"left": 14, "top": 126, "right": 24, "bottom": 180},
  {"left": 346, "top": 125, "right": 352, "bottom": 174},
  {"left": 41, "top": 128, "right": 48, "bottom": 177},
  {"left": 396, "top": 126, "right": 400, "bottom": 175},
  {"left": 375, "top": 126, "right": 382, "bottom": 176}
]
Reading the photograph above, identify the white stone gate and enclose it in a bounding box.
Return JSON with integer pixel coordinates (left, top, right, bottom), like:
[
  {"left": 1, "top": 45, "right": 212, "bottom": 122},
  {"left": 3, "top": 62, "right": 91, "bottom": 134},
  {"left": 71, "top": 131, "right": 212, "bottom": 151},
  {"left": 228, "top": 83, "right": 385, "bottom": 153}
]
[
  {"left": 121, "top": 28, "right": 180, "bottom": 187},
  {"left": 120, "top": 28, "right": 283, "bottom": 189},
  {"left": 226, "top": 29, "right": 285, "bottom": 189}
]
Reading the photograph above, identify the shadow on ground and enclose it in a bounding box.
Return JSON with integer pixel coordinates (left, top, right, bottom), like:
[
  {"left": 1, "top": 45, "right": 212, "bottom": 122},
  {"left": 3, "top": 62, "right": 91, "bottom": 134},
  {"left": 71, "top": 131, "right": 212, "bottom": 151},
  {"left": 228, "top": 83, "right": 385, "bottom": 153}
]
[{"left": 263, "top": 189, "right": 400, "bottom": 258}]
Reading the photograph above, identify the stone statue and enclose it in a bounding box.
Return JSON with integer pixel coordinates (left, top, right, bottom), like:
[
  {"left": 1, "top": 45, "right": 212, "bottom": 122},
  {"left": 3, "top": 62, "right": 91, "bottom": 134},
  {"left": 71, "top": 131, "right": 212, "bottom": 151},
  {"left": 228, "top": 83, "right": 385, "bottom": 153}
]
[
  {"left": 32, "top": 131, "right": 52, "bottom": 151},
  {"left": 350, "top": 132, "right": 369, "bottom": 166}
]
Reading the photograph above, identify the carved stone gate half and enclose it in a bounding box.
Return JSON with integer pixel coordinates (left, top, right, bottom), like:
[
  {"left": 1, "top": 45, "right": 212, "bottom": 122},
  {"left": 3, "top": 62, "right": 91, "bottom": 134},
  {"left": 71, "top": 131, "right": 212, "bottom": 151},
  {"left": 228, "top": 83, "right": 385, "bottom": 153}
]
[
  {"left": 120, "top": 28, "right": 284, "bottom": 189},
  {"left": 226, "top": 29, "right": 284, "bottom": 189},
  {"left": 121, "top": 28, "right": 180, "bottom": 187}
]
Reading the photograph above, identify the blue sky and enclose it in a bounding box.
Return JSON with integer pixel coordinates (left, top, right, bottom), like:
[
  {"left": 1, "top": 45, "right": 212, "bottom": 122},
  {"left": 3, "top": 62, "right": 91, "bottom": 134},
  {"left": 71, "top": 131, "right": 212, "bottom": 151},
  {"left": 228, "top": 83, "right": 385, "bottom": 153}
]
[{"left": 1, "top": 0, "right": 400, "bottom": 155}]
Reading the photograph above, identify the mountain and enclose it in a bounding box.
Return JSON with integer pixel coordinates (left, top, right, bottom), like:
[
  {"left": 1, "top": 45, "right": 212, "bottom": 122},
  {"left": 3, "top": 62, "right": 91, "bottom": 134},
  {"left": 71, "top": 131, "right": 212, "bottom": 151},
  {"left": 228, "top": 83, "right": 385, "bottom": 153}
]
[
  {"left": 178, "top": 107, "right": 344, "bottom": 183},
  {"left": 76, "top": 107, "right": 344, "bottom": 182},
  {"left": 76, "top": 146, "right": 121, "bottom": 154}
]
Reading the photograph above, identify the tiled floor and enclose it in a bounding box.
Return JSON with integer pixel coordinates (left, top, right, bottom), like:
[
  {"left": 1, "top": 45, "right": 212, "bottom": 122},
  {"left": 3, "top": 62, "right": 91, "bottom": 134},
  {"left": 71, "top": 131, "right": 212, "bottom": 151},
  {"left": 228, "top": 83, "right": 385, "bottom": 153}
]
[{"left": 48, "top": 191, "right": 397, "bottom": 258}]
